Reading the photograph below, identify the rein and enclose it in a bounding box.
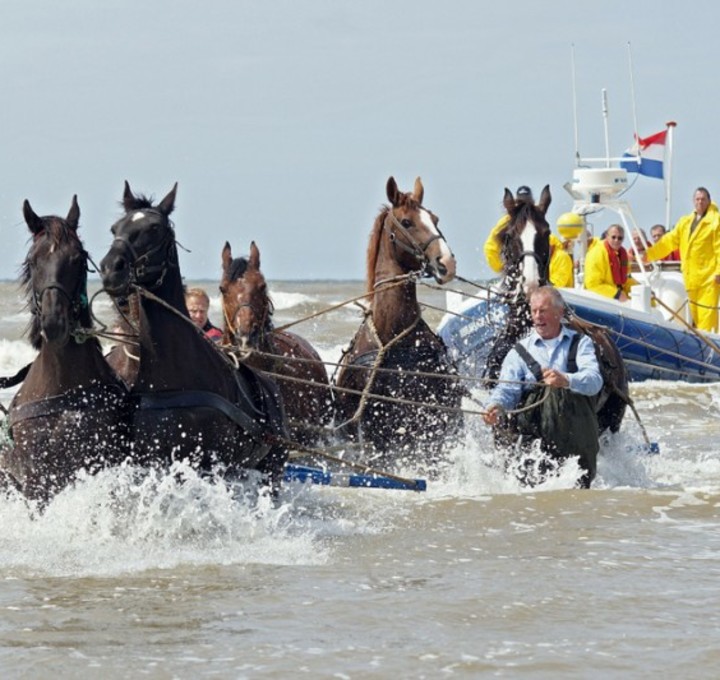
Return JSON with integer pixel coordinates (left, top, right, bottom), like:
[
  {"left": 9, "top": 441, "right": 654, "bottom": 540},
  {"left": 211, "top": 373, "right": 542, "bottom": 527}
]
[{"left": 120, "top": 286, "right": 277, "bottom": 440}]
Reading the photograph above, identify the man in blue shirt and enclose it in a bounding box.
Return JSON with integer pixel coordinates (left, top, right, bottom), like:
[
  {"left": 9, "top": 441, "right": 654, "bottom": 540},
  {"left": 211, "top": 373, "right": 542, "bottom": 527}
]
[{"left": 483, "top": 286, "right": 603, "bottom": 487}]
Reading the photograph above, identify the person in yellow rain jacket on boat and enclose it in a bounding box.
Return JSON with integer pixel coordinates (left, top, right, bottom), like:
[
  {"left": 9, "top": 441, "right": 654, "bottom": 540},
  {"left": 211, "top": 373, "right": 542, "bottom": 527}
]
[
  {"left": 483, "top": 186, "right": 574, "bottom": 288},
  {"left": 584, "top": 224, "right": 636, "bottom": 301},
  {"left": 644, "top": 187, "right": 720, "bottom": 332},
  {"left": 547, "top": 238, "right": 573, "bottom": 288}
]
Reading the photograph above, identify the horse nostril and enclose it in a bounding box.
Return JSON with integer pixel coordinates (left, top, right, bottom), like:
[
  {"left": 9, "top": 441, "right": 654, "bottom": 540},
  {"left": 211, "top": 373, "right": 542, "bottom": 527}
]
[
  {"left": 101, "top": 255, "right": 125, "bottom": 278},
  {"left": 112, "top": 257, "right": 127, "bottom": 273},
  {"left": 435, "top": 258, "right": 447, "bottom": 276}
]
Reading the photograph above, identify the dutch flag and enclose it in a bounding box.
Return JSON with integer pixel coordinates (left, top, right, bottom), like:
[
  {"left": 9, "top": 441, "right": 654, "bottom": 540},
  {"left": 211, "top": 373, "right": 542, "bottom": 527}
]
[{"left": 620, "top": 129, "right": 667, "bottom": 180}]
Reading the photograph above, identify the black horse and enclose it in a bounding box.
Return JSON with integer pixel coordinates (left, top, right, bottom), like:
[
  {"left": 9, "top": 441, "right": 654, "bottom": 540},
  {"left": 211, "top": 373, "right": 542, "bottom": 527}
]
[
  {"left": 0, "top": 196, "right": 131, "bottom": 503},
  {"left": 99, "top": 182, "right": 288, "bottom": 488}
]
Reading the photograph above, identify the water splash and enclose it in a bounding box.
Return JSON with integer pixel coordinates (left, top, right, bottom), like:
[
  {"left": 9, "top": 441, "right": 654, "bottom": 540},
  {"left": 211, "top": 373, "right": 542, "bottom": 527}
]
[{"left": 0, "top": 461, "right": 339, "bottom": 578}]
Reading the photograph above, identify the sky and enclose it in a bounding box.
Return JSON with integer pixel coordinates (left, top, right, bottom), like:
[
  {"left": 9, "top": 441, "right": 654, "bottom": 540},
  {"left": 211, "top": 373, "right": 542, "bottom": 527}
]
[{"left": 1, "top": 0, "right": 718, "bottom": 282}]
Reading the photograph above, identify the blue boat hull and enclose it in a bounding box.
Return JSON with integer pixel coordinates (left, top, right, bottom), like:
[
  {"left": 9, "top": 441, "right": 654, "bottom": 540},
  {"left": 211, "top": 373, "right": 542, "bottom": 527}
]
[{"left": 438, "top": 296, "right": 720, "bottom": 383}]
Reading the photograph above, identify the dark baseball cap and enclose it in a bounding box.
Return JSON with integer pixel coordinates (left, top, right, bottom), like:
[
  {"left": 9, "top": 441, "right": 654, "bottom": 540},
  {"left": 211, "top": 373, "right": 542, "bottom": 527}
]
[{"left": 516, "top": 185, "right": 533, "bottom": 198}]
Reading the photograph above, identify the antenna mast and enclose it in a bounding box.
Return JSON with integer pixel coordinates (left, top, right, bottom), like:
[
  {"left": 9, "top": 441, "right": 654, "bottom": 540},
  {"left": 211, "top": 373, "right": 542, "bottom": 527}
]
[
  {"left": 602, "top": 89, "right": 611, "bottom": 168},
  {"left": 571, "top": 44, "right": 580, "bottom": 166}
]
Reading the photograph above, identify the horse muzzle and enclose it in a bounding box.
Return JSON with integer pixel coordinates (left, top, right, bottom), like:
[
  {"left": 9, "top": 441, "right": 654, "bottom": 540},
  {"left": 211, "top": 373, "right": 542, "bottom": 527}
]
[
  {"left": 40, "top": 308, "right": 70, "bottom": 346},
  {"left": 100, "top": 250, "right": 132, "bottom": 297},
  {"left": 430, "top": 253, "right": 457, "bottom": 285}
]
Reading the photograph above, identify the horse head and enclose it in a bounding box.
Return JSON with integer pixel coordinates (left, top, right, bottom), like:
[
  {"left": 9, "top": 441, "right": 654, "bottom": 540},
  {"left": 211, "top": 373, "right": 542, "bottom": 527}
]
[
  {"left": 220, "top": 241, "right": 272, "bottom": 354},
  {"left": 499, "top": 184, "right": 551, "bottom": 295},
  {"left": 22, "top": 196, "right": 90, "bottom": 349},
  {"left": 376, "top": 176, "right": 456, "bottom": 285},
  {"left": 100, "top": 181, "right": 178, "bottom": 298}
]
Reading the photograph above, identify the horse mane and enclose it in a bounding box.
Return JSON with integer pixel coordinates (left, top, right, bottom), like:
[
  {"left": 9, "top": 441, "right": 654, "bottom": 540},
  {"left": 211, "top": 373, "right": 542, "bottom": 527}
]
[
  {"left": 119, "top": 192, "right": 154, "bottom": 211},
  {"left": 21, "top": 216, "right": 93, "bottom": 349},
  {"left": 227, "top": 256, "right": 249, "bottom": 282},
  {"left": 498, "top": 201, "right": 537, "bottom": 241},
  {"left": 366, "top": 207, "right": 388, "bottom": 296},
  {"left": 245, "top": 265, "right": 276, "bottom": 330},
  {"left": 366, "top": 192, "right": 422, "bottom": 296}
]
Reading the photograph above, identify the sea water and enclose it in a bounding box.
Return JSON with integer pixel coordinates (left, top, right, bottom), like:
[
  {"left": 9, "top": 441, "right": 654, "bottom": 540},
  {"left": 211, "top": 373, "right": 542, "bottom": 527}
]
[{"left": 0, "top": 280, "right": 719, "bottom": 678}]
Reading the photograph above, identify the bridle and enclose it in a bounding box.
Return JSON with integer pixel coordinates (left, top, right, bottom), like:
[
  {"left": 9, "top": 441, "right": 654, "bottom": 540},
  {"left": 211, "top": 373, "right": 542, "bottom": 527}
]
[
  {"left": 110, "top": 210, "right": 178, "bottom": 289},
  {"left": 29, "top": 239, "right": 90, "bottom": 336},
  {"left": 502, "top": 216, "right": 550, "bottom": 289},
  {"left": 221, "top": 283, "right": 273, "bottom": 348},
  {"left": 384, "top": 207, "right": 447, "bottom": 278}
]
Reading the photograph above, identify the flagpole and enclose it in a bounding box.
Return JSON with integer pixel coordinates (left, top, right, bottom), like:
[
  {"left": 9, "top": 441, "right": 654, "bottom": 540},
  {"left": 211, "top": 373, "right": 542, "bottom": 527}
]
[{"left": 665, "top": 121, "right": 677, "bottom": 229}]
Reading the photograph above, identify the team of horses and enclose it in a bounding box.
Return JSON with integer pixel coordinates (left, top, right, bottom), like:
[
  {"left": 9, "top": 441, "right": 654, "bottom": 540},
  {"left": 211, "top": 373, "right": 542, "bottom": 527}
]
[{"left": 0, "top": 178, "right": 627, "bottom": 503}]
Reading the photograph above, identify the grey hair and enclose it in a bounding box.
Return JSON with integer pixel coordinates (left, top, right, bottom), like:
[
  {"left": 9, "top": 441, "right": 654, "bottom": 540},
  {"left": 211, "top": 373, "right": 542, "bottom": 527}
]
[{"left": 530, "top": 285, "right": 565, "bottom": 312}]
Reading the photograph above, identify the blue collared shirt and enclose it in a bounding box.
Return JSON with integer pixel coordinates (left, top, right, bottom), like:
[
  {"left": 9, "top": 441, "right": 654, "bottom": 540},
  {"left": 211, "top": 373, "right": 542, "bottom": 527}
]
[{"left": 488, "top": 326, "right": 603, "bottom": 410}]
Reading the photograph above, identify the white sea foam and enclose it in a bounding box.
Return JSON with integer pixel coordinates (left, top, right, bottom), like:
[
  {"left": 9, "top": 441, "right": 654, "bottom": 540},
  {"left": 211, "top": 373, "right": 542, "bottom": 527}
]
[
  {"left": 0, "top": 338, "right": 36, "bottom": 374},
  {"left": 0, "top": 462, "right": 353, "bottom": 578}
]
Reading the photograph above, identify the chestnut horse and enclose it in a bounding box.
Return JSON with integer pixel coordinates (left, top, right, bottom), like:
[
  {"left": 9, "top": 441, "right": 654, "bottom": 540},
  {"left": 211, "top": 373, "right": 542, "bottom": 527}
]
[
  {"left": 333, "top": 177, "right": 464, "bottom": 469},
  {"left": 486, "top": 186, "right": 628, "bottom": 435},
  {"left": 99, "top": 182, "right": 288, "bottom": 488},
  {"left": 220, "top": 240, "right": 333, "bottom": 447},
  {"left": 0, "top": 197, "right": 131, "bottom": 503}
]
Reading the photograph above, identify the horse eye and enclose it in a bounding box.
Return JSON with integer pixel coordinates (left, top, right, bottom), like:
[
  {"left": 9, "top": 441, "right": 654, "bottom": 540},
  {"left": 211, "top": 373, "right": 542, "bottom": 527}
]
[{"left": 401, "top": 218, "right": 413, "bottom": 229}]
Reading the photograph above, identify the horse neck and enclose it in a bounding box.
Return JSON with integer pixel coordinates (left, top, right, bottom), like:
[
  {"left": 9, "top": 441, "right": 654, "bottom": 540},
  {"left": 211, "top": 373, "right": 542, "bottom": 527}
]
[
  {"left": 26, "top": 338, "right": 109, "bottom": 398},
  {"left": 134, "top": 269, "right": 230, "bottom": 391},
  {"left": 136, "top": 268, "right": 190, "bottom": 354},
  {"left": 259, "top": 319, "right": 276, "bottom": 352},
  {"left": 370, "top": 240, "right": 421, "bottom": 343}
]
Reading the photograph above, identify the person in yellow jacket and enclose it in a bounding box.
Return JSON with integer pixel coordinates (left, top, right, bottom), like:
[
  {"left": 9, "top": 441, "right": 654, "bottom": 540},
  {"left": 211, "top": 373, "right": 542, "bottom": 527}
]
[
  {"left": 483, "top": 185, "right": 573, "bottom": 287},
  {"left": 584, "top": 224, "right": 636, "bottom": 301},
  {"left": 548, "top": 236, "right": 574, "bottom": 287},
  {"left": 644, "top": 187, "right": 720, "bottom": 332}
]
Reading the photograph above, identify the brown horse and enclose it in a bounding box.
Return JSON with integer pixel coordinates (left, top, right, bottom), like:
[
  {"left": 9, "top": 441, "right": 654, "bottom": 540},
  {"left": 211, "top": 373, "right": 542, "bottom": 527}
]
[
  {"left": 220, "top": 240, "right": 333, "bottom": 447},
  {"left": 99, "top": 182, "right": 288, "bottom": 488},
  {"left": 0, "top": 196, "right": 131, "bottom": 503},
  {"left": 333, "top": 176, "right": 464, "bottom": 469},
  {"left": 485, "top": 186, "right": 628, "bottom": 435}
]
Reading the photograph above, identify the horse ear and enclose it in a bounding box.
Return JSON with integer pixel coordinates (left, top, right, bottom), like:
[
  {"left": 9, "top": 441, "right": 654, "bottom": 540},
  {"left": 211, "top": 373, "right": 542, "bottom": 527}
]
[
  {"left": 122, "top": 180, "right": 136, "bottom": 212},
  {"left": 222, "top": 241, "right": 232, "bottom": 274},
  {"left": 157, "top": 182, "right": 178, "bottom": 216},
  {"left": 249, "top": 241, "right": 260, "bottom": 270},
  {"left": 413, "top": 177, "right": 424, "bottom": 205},
  {"left": 538, "top": 184, "right": 552, "bottom": 214},
  {"left": 66, "top": 194, "right": 80, "bottom": 231},
  {"left": 386, "top": 176, "right": 400, "bottom": 206},
  {"left": 23, "top": 199, "right": 44, "bottom": 236},
  {"left": 503, "top": 188, "right": 514, "bottom": 213}
]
